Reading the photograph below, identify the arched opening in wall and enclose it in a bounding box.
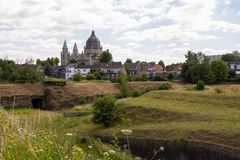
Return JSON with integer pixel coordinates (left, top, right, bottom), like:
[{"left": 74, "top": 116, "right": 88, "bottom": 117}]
[{"left": 31, "top": 98, "right": 43, "bottom": 109}]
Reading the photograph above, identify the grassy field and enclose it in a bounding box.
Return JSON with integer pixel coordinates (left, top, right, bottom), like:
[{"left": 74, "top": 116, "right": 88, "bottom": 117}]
[
  {"left": 51, "top": 84, "right": 240, "bottom": 153},
  {"left": 2, "top": 83, "right": 240, "bottom": 159}
]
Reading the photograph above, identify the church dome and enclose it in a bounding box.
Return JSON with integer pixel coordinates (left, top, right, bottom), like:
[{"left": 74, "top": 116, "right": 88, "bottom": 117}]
[{"left": 85, "top": 30, "right": 101, "bottom": 49}]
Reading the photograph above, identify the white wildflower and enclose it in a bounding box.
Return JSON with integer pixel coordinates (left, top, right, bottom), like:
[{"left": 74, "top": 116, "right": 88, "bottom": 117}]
[
  {"left": 160, "top": 146, "right": 164, "bottom": 151},
  {"left": 121, "top": 129, "right": 132, "bottom": 135},
  {"left": 88, "top": 145, "right": 93, "bottom": 149},
  {"left": 108, "top": 149, "right": 115, "bottom": 154},
  {"left": 66, "top": 133, "right": 73, "bottom": 136}
]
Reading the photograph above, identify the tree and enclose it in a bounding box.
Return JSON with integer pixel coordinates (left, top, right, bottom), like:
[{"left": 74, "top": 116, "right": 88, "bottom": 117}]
[
  {"left": 158, "top": 60, "right": 165, "bottom": 70},
  {"left": 86, "top": 74, "right": 96, "bottom": 80},
  {"left": 182, "top": 51, "right": 210, "bottom": 83},
  {"left": 44, "top": 62, "right": 52, "bottom": 77},
  {"left": 36, "top": 57, "right": 60, "bottom": 66},
  {"left": 99, "top": 50, "right": 112, "bottom": 63},
  {"left": 210, "top": 60, "right": 229, "bottom": 82},
  {"left": 69, "top": 59, "right": 78, "bottom": 64},
  {"left": 221, "top": 53, "right": 240, "bottom": 62},
  {"left": 73, "top": 72, "right": 83, "bottom": 81},
  {"left": 167, "top": 73, "right": 175, "bottom": 80},
  {"left": 125, "top": 58, "right": 132, "bottom": 63},
  {"left": 117, "top": 73, "right": 129, "bottom": 97},
  {"left": 92, "top": 96, "right": 117, "bottom": 126},
  {"left": 149, "top": 61, "right": 156, "bottom": 65}
]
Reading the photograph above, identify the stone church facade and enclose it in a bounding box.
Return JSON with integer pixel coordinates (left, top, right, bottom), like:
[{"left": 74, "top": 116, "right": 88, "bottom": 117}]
[{"left": 61, "top": 30, "right": 103, "bottom": 66}]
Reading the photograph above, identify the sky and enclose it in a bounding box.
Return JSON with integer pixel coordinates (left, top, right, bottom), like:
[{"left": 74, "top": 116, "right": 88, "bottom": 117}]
[{"left": 0, "top": 0, "right": 240, "bottom": 65}]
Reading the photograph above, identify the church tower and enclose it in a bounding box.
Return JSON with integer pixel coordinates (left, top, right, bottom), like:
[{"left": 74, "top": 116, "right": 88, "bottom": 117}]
[
  {"left": 84, "top": 30, "right": 102, "bottom": 63},
  {"left": 61, "top": 40, "right": 70, "bottom": 66}
]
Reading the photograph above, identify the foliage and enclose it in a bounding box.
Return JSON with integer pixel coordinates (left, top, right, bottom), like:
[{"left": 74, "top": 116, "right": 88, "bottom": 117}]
[
  {"left": 153, "top": 75, "right": 166, "bottom": 81},
  {"left": 43, "top": 62, "right": 52, "bottom": 77},
  {"left": 125, "top": 58, "right": 132, "bottom": 63},
  {"left": 158, "top": 60, "right": 165, "bottom": 70},
  {"left": 165, "top": 63, "right": 180, "bottom": 71},
  {"left": 131, "top": 90, "right": 141, "bottom": 97},
  {"left": 196, "top": 80, "right": 205, "bottom": 90},
  {"left": 91, "top": 69, "right": 102, "bottom": 80},
  {"left": 132, "top": 74, "right": 148, "bottom": 81},
  {"left": 92, "top": 96, "right": 117, "bottom": 126},
  {"left": 158, "top": 83, "right": 172, "bottom": 90},
  {"left": 86, "top": 74, "right": 96, "bottom": 80},
  {"left": 79, "top": 97, "right": 86, "bottom": 105},
  {"left": 221, "top": 53, "right": 240, "bottom": 62},
  {"left": 69, "top": 59, "right": 78, "bottom": 64},
  {"left": 18, "top": 65, "right": 43, "bottom": 82},
  {"left": 167, "top": 73, "right": 175, "bottom": 80},
  {"left": 210, "top": 60, "right": 229, "bottom": 82},
  {"left": 99, "top": 50, "right": 112, "bottom": 63},
  {"left": 36, "top": 57, "right": 59, "bottom": 66},
  {"left": 73, "top": 72, "right": 83, "bottom": 81},
  {"left": 118, "top": 73, "right": 129, "bottom": 98},
  {"left": 182, "top": 51, "right": 210, "bottom": 83},
  {"left": 0, "top": 59, "right": 43, "bottom": 83}
]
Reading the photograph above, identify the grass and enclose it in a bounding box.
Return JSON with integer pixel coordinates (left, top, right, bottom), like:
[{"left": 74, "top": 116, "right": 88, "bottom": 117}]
[
  {"left": 2, "top": 83, "right": 240, "bottom": 158},
  {"left": 51, "top": 84, "right": 240, "bottom": 154}
]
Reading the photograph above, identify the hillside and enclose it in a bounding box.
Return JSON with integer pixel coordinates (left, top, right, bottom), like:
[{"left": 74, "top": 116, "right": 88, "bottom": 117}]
[{"left": 54, "top": 84, "right": 240, "bottom": 154}]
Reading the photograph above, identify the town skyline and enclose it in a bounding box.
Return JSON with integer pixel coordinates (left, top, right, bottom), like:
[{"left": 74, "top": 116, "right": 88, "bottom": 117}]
[{"left": 0, "top": 0, "right": 240, "bottom": 65}]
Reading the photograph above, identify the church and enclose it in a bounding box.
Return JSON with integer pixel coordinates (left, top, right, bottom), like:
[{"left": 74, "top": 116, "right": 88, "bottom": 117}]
[{"left": 60, "top": 30, "right": 103, "bottom": 66}]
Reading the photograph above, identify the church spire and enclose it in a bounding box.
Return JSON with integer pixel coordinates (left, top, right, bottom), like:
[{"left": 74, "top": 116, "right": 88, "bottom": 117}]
[
  {"left": 73, "top": 42, "right": 78, "bottom": 51},
  {"left": 63, "top": 40, "right": 68, "bottom": 49}
]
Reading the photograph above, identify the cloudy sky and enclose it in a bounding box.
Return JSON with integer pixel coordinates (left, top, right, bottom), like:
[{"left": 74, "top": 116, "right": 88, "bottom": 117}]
[{"left": 0, "top": 0, "right": 240, "bottom": 64}]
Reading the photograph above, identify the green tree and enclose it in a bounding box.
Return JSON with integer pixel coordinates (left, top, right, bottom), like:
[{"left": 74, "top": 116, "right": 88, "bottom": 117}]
[
  {"left": 86, "top": 74, "right": 96, "bottom": 80},
  {"left": 44, "top": 62, "right": 52, "bottom": 77},
  {"left": 221, "top": 53, "right": 240, "bottom": 62},
  {"left": 210, "top": 60, "right": 229, "bottom": 82},
  {"left": 99, "top": 50, "right": 112, "bottom": 63},
  {"left": 125, "top": 58, "right": 132, "bottom": 63},
  {"left": 182, "top": 51, "right": 210, "bottom": 83},
  {"left": 158, "top": 60, "right": 165, "bottom": 70},
  {"left": 69, "top": 59, "right": 78, "bottom": 64},
  {"left": 73, "top": 72, "right": 83, "bottom": 81},
  {"left": 92, "top": 96, "right": 117, "bottom": 126},
  {"left": 167, "top": 73, "right": 175, "bottom": 80},
  {"left": 117, "top": 73, "right": 129, "bottom": 98}
]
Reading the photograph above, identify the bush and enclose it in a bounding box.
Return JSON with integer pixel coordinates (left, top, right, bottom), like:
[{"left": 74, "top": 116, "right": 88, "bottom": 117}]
[
  {"left": 158, "top": 83, "right": 172, "bottom": 90},
  {"left": 153, "top": 75, "right": 165, "bottom": 81},
  {"left": 92, "top": 96, "right": 117, "bottom": 126},
  {"left": 132, "top": 74, "right": 148, "bottom": 81},
  {"left": 118, "top": 73, "right": 129, "bottom": 98},
  {"left": 78, "top": 97, "right": 86, "bottom": 105},
  {"left": 132, "top": 90, "right": 141, "bottom": 97},
  {"left": 196, "top": 80, "right": 205, "bottom": 90},
  {"left": 86, "top": 74, "right": 96, "bottom": 80},
  {"left": 73, "top": 72, "right": 83, "bottom": 81},
  {"left": 167, "top": 73, "right": 175, "bottom": 80}
]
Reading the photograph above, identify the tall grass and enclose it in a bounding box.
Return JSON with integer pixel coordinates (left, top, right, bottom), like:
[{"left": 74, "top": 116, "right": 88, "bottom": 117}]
[{"left": 0, "top": 109, "right": 85, "bottom": 160}]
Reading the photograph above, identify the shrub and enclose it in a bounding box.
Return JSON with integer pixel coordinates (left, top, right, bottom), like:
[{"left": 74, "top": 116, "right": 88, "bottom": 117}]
[
  {"left": 158, "top": 83, "right": 172, "bottom": 90},
  {"left": 132, "top": 74, "right": 148, "bottom": 81},
  {"left": 86, "top": 74, "right": 96, "bottom": 80},
  {"left": 167, "top": 73, "right": 175, "bottom": 80},
  {"left": 196, "top": 80, "right": 205, "bottom": 90},
  {"left": 132, "top": 90, "right": 141, "bottom": 97},
  {"left": 73, "top": 72, "right": 83, "bottom": 81},
  {"left": 118, "top": 73, "right": 129, "bottom": 98},
  {"left": 78, "top": 97, "right": 86, "bottom": 105},
  {"left": 92, "top": 96, "right": 117, "bottom": 126},
  {"left": 153, "top": 75, "right": 165, "bottom": 81}
]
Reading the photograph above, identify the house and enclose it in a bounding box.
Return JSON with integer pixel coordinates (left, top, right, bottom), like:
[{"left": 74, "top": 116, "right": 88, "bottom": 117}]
[
  {"left": 168, "top": 64, "right": 182, "bottom": 79},
  {"left": 125, "top": 62, "right": 141, "bottom": 76},
  {"left": 65, "top": 64, "right": 78, "bottom": 79},
  {"left": 228, "top": 61, "right": 240, "bottom": 76},
  {"left": 52, "top": 65, "right": 65, "bottom": 78},
  {"left": 74, "top": 65, "right": 92, "bottom": 77},
  {"left": 141, "top": 64, "right": 165, "bottom": 79},
  {"left": 99, "top": 62, "right": 126, "bottom": 80}
]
